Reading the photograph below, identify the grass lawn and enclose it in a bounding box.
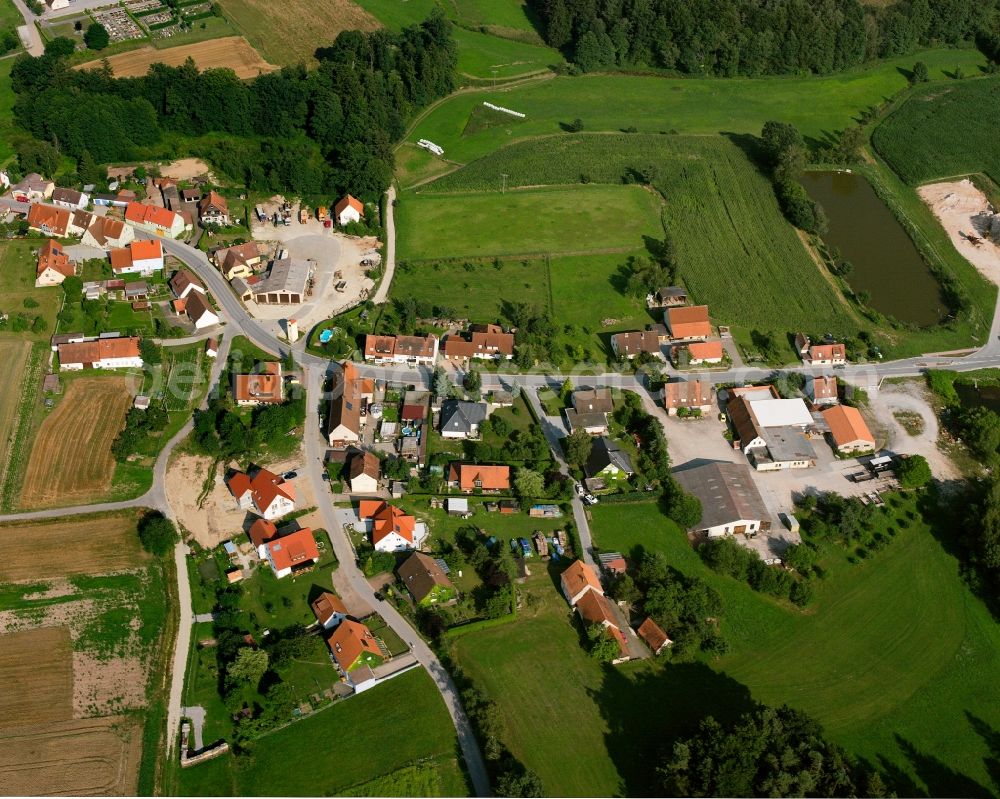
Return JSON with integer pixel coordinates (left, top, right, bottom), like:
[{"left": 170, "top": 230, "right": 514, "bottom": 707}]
[
  {"left": 0, "top": 239, "right": 62, "bottom": 340},
  {"left": 239, "top": 540, "right": 337, "bottom": 632},
  {"left": 396, "top": 184, "right": 663, "bottom": 261},
  {"left": 404, "top": 48, "right": 987, "bottom": 180},
  {"left": 453, "top": 26, "right": 560, "bottom": 80},
  {"left": 0, "top": 58, "right": 15, "bottom": 166},
  {"left": 587, "top": 497, "right": 1000, "bottom": 796},
  {"left": 229, "top": 668, "right": 468, "bottom": 795},
  {"left": 445, "top": 0, "right": 541, "bottom": 34}
]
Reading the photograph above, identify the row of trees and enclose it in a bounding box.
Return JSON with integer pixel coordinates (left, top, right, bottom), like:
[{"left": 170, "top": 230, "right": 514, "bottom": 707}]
[
  {"left": 11, "top": 11, "right": 457, "bottom": 199},
  {"left": 532, "top": 0, "right": 992, "bottom": 76},
  {"left": 700, "top": 536, "right": 814, "bottom": 606}
]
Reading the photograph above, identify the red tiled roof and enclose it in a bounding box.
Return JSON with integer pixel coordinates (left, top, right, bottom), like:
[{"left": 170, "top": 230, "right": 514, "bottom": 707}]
[
  {"left": 226, "top": 471, "right": 252, "bottom": 499},
  {"left": 666, "top": 305, "right": 711, "bottom": 339},
  {"left": 37, "top": 239, "right": 74, "bottom": 278},
  {"left": 334, "top": 194, "right": 363, "bottom": 217},
  {"left": 359, "top": 500, "right": 416, "bottom": 546},
  {"left": 663, "top": 380, "right": 712, "bottom": 410},
  {"left": 125, "top": 201, "right": 179, "bottom": 230},
  {"left": 823, "top": 405, "right": 874, "bottom": 448},
  {"left": 638, "top": 617, "right": 671, "bottom": 652},
  {"left": 250, "top": 468, "right": 295, "bottom": 512},
  {"left": 560, "top": 560, "right": 602, "bottom": 603},
  {"left": 58, "top": 336, "right": 140, "bottom": 365},
  {"left": 447, "top": 463, "right": 510, "bottom": 491},
  {"left": 687, "top": 340, "right": 724, "bottom": 361},
  {"left": 311, "top": 590, "right": 347, "bottom": 622},
  {"left": 327, "top": 619, "right": 380, "bottom": 670},
  {"left": 267, "top": 528, "right": 318, "bottom": 572},
  {"left": 808, "top": 343, "right": 846, "bottom": 362},
  {"left": 248, "top": 519, "right": 277, "bottom": 548},
  {"left": 27, "top": 204, "right": 70, "bottom": 235}
]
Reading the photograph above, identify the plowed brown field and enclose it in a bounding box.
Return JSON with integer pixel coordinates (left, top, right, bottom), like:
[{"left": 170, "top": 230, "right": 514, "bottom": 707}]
[
  {"left": 20, "top": 378, "right": 131, "bottom": 509},
  {"left": 77, "top": 36, "right": 276, "bottom": 79},
  {"left": 0, "top": 627, "right": 73, "bottom": 722}
]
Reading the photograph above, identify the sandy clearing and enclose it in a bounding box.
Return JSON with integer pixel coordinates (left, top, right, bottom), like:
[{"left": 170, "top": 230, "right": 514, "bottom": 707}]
[
  {"left": 918, "top": 179, "right": 1000, "bottom": 286},
  {"left": 870, "top": 382, "right": 960, "bottom": 481},
  {"left": 158, "top": 157, "right": 214, "bottom": 182},
  {"left": 77, "top": 36, "right": 276, "bottom": 79},
  {"left": 167, "top": 453, "right": 247, "bottom": 548}
]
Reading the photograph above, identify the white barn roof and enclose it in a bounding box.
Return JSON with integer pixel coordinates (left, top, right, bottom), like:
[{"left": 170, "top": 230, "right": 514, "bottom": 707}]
[{"left": 748, "top": 398, "right": 813, "bottom": 428}]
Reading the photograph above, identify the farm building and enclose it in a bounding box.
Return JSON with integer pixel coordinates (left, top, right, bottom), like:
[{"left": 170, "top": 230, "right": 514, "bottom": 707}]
[
  {"left": 598, "top": 552, "right": 627, "bottom": 576},
  {"left": 680, "top": 340, "right": 724, "bottom": 365},
  {"left": 665, "top": 305, "right": 711, "bottom": 340},
  {"left": 226, "top": 467, "right": 296, "bottom": 520},
  {"left": 447, "top": 463, "right": 510, "bottom": 492},
  {"left": 265, "top": 528, "right": 319, "bottom": 578},
  {"left": 795, "top": 334, "right": 847, "bottom": 366},
  {"left": 124, "top": 202, "right": 187, "bottom": 238},
  {"left": 35, "top": 239, "right": 76, "bottom": 287},
  {"left": 233, "top": 362, "right": 283, "bottom": 406},
  {"left": 363, "top": 333, "right": 438, "bottom": 366},
  {"left": 672, "top": 461, "right": 770, "bottom": 538},
  {"left": 610, "top": 330, "right": 661, "bottom": 359},
  {"left": 586, "top": 437, "right": 634, "bottom": 478},
  {"left": 176, "top": 291, "right": 220, "bottom": 330},
  {"left": 651, "top": 286, "right": 688, "bottom": 307},
  {"left": 441, "top": 324, "right": 515, "bottom": 361},
  {"left": 446, "top": 498, "right": 469, "bottom": 516},
  {"left": 51, "top": 187, "right": 89, "bottom": 210},
  {"left": 398, "top": 551, "right": 456, "bottom": 605},
  {"left": 334, "top": 194, "right": 364, "bottom": 226},
  {"left": 560, "top": 560, "right": 603, "bottom": 606},
  {"left": 347, "top": 450, "right": 381, "bottom": 494},
  {"left": 170, "top": 269, "right": 205, "bottom": 300},
  {"left": 727, "top": 390, "right": 817, "bottom": 471},
  {"left": 358, "top": 500, "right": 427, "bottom": 552},
  {"left": 805, "top": 375, "right": 838, "bottom": 406},
  {"left": 325, "top": 361, "right": 375, "bottom": 448},
  {"left": 637, "top": 617, "right": 673, "bottom": 655},
  {"left": 57, "top": 336, "right": 142, "bottom": 370},
  {"left": 439, "top": 400, "right": 488, "bottom": 439},
  {"left": 311, "top": 591, "right": 348, "bottom": 629},
  {"left": 198, "top": 191, "right": 230, "bottom": 226},
  {"left": 249, "top": 257, "right": 310, "bottom": 304},
  {"left": 823, "top": 405, "right": 876, "bottom": 454},
  {"left": 575, "top": 590, "right": 630, "bottom": 663},
  {"left": 662, "top": 379, "right": 713, "bottom": 415},
  {"left": 109, "top": 239, "right": 164, "bottom": 276}
]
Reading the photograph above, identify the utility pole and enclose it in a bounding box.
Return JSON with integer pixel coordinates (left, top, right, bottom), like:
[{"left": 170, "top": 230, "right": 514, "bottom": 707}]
[{"left": 501, "top": 173, "right": 508, "bottom": 194}]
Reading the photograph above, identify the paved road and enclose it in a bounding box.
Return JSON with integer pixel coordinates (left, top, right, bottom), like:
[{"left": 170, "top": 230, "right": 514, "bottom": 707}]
[
  {"left": 11, "top": 0, "right": 43, "bottom": 56},
  {"left": 371, "top": 185, "right": 396, "bottom": 305}
]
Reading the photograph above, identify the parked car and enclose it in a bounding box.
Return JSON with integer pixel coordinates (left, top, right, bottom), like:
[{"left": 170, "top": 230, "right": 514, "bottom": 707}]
[
  {"left": 519, "top": 538, "right": 532, "bottom": 557},
  {"left": 583, "top": 494, "right": 598, "bottom": 505},
  {"left": 283, "top": 471, "right": 297, "bottom": 480},
  {"left": 574, "top": 482, "right": 584, "bottom": 496}
]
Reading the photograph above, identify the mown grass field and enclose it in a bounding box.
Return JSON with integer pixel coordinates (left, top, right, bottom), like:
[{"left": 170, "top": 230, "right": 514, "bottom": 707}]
[
  {"left": 873, "top": 76, "right": 1000, "bottom": 186},
  {"left": 446, "top": 0, "right": 540, "bottom": 34},
  {"left": 400, "top": 48, "right": 986, "bottom": 186},
  {"left": 0, "top": 340, "right": 30, "bottom": 478},
  {"left": 0, "top": 239, "right": 62, "bottom": 338},
  {"left": 396, "top": 184, "right": 663, "bottom": 261},
  {"left": 453, "top": 26, "right": 561, "bottom": 79},
  {"left": 586, "top": 498, "right": 1000, "bottom": 797},
  {"left": 180, "top": 668, "right": 468, "bottom": 796}
]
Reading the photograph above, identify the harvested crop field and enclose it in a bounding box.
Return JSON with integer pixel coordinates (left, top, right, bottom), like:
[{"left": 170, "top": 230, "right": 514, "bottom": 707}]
[
  {"left": 0, "top": 716, "right": 141, "bottom": 795},
  {"left": 217, "top": 0, "right": 379, "bottom": 65},
  {"left": 77, "top": 36, "right": 276, "bottom": 79},
  {"left": 0, "top": 627, "right": 73, "bottom": 722},
  {"left": 0, "top": 513, "right": 147, "bottom": 583},
  {"left": 20, "top": 378, "right": 131, "bottom": 509},
  {"left": 0, "top": 340, "right": 30, "bottom": 470}
]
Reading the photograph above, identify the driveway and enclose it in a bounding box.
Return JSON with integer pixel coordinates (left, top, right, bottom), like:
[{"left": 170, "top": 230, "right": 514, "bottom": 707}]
[{"left": 869, "top": 382, "right": 958, "bottom": 481}]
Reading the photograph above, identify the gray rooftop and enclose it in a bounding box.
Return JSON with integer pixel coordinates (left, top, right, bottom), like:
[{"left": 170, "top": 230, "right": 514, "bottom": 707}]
[
  {"left": 254, "top": 257, "right": 309, "bottom": 296},
  {"left": 440, "top": 400, "right": 487, "bottom": 434},
  {"left": 673, "top": 461, "right": 769, "bottom": 531},
  {"left": 587, "top": 436, "right": 634, "bottom": 477},
  {"left": 760, "top": 427, "right": 817, "bottom": 464}
]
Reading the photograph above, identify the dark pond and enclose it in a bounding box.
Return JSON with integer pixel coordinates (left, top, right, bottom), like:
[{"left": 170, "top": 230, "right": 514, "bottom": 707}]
[
  {"left": 954, "top": 382, "right": 1000, "bottom": 413},
  {"left": 800, "top": 170, "right": 945, "bottom": 327}
]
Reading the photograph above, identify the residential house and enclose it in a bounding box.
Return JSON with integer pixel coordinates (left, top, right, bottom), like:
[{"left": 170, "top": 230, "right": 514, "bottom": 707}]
[
  {"left": 311, "top": 591, "right": 348, "bottom": 629},
  {"left": 586, "top": 436, "right": 634, "bottom": 478},
  {"left": 665, "top": 305, "right": 711, "bottom": 340},
  {"left": 109, "top": 239, "right": 164, "bottom": 276},
  {"left": 560, "top": 559, "right": 604, "bottom": 606},
  {"left": 10, "top": 173, "right": 54, "bottom": 202},
  {"left": 334, "top": 194, "right": 363, "bottom": 226},
  {"left": 214, "top": 242, "right": 262, "bottom": 279},
  {"left": 447, "top": 463, "right": 510, "bottom": 492},
  {"left": 439, "top": 400, "right": 488, "bottom": 439},
  {"left": 610, "top": 330, "right": 660, "bottom": 360},
  {"left": 58, "top": 336, "right": 142, "bottom": 370},
  {"left": 198, "top": 191, "right": 230, "bottom": 226},
  {"left": 359, "top": 500, "right": 427, "bottom": 552},
  {"left": 651, "top": 286, "right": 688, "bottom": 307},
  {"left": 805, "top": 375, "right": 838, "bottom": 406},
  {"left": 347, "top": 450, "right": 380, "bottom": 494},
  {"left": 27, "top": 203, "right": 70, "bottom": 237},
  {"left": 265, "top": 528, "right": 319, "bottom": 578},
  {"left": 325, "top": 361, "right": 375, "bottom": 448},
  {"left": 575, "top": 589, "right": 629, "bottom": 663},
  {"left": 823, "top": 405, "right": 876, "bottom": 454},
  {"left": 51, "top": 188, "right": 89, "bottom": 210},
  {"left": 248, "top": 518, "right": 278, "bottom": 558},
  {"left": 169, "top": 269, "right": 205, "bottom": 300},
  {"left": 441, "top": 324, "right": 515, "bottom": 361},
  {"left": 124, "top": 202, "right": 187, "bottom": 238},
  {"left": 226, "top": 467, "right": 296, "bottom": 520},
  {"left": 637, "top": 617, "right": 673, "bottom": 655},
  {"left": 727, "top": 388, "right": 817, "bottom": 470},
  {"left": 662, "top": 379, "right": 713, "bottom": 416},
  {"left": 177, "top": 291, "right": 220, "bottom": 330},
  {"left": 398, "top": 551, "right": 456, "bottom": 605},
  {"left": 234, "top": 362, "right": 283, "bottom": 406},
  {"left": 673, "top": 461, "right": 770, "bottom": 538},
  {"left": 565, "top": 387, "right": 612, "bottom": 436},
  {"left": 795, "top": 333, "right": 846, "bottom": 366},
  {"left": 676, "top": 340, "right": 724, "bottom": 366},
  {"left": 598, "top": 552, "right": 627, "bottom": 576},
  {"left": 35, "top": 239, "right": 75, "bottom": 287},
  {"left": 363, "top": 333, "right": 438, "bottom": 366},
  {"left": 327, "top": 619, "right": 382, "bottom": 673},
  {"left": 81, "top": 215, "right": 134, "bottom": 249}
]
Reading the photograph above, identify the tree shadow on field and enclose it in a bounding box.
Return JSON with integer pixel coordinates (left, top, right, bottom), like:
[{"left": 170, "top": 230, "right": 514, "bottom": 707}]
[
  {"left": 897, "top": 65, "right": 915, "bottom": 82},
  {"left": 588, "top": 660, "right": 756, "bottom": 795},
  {"left": 965, "top": 711, "right": 1000, "bottom": 795},
  {"left": 721, "top": 131, "right": 770, "bottom": 175},
  {"left": 893, "top": 733, "right": 994, "bottom": 798}
]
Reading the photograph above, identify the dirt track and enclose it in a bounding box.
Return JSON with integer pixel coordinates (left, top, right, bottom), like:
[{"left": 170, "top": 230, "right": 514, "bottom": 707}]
[{"left": 77, "top": 36, "right": 276, "bottom": 79}]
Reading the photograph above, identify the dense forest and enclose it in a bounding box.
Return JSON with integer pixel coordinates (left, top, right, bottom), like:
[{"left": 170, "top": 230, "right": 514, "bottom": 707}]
[
  {"left": 530, "top": 0, "right": 996, "bottom": 75},
  {"left": 9, "top": 12, "right": 457, "bottom": 200}
]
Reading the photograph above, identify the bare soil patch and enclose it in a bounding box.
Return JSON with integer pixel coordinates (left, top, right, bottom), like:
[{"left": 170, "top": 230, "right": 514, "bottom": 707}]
[
  {"left": 167, "top": 453, "right": 246, "bottom": 548},
  {"left": 0, "top": 716, "right": 141, "bottom": 795},
  {"left": 0, "top": 627, "right": 73, "bottom": 726},
  {"left": 74, "top": 652, "right": 148, "bottom": 718},
  {"left": 77, "top": 36, "right": 276, "bottom": 79},
  {"left": 20, "top": 378, "right": 132, "bottom": 509},
  {"left": 0, "top": 513, "right": 147, "bottom": 583},
  {"left": 158, "top": 157, "right": 214, "bottom": 182},
  {"left": 918, "top": 179, "right": 1000, "bottom": 287}
]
